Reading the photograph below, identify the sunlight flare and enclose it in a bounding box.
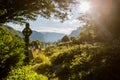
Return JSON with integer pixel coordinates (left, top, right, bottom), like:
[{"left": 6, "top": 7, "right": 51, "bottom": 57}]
[{"left": 79, "top": 1, "right": 91, "bottom": 13}]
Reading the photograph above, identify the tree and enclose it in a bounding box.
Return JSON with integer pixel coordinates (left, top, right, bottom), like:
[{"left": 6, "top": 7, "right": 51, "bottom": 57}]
[
  {"left": 0, "top": 0, "right": 76, "bottom": 24},
  {"left": 61, "top": 35, "right": 70, "bottom": 42},
  {"left": 92, "top": 0, "right": 118, "bottom": 40},
  {"left": 36, "top": 40, "right": 43, "bottom": 48},
  {"left": 30, "top": 40, "right": 43, "bottom": 49},
  {"left": 77, "top": 0, "right": 120, "bottom": 43}
]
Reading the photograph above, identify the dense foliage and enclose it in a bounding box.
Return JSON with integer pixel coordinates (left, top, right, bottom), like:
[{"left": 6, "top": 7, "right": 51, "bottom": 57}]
[
  {"left": 0, "top": 25, "right": 25, "bottom": 79},
  {"left": 32, "top": 43, "right": 120, "bottom": 80}
]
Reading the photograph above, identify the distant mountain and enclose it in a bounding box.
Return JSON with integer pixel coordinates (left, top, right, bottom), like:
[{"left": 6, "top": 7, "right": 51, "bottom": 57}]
[
  {"left": 30, "top": 31, "right": 45, "bottom": 42},
  {"left": 42, "top": 32, "right": 65, "bottom": 43},
  {"left": 69, "top": 27, "right": 81, "bottom": 37},
  {"left": 30, "top": 31, "right": 65, "bottom": 43},
  {"left": 4, "top": 25, "right": 65, "bottom": 43}
]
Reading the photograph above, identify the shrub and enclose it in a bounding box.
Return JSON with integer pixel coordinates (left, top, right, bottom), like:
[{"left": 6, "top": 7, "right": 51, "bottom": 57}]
[
  {"left": 5, "top": 66, "right": 48, "bottom": 80},
  {"left": 34, "top": 53, "right": 51, "bottom": 65}
]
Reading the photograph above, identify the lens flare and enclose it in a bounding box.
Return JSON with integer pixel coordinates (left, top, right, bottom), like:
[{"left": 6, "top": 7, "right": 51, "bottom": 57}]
[{"left": 79, "top": 1, "right": 91, "bottom": 13}]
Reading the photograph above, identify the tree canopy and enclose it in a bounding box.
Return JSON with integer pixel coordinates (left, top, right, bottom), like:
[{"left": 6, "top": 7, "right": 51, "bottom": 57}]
[
  {"left": 78, "top": 0, "right": 120, "bottom": 42},
  {"left": 61, "top": 35, "right": 70, "bottom": 42},
  {"left": 91, "top": 0, "right": 120, "bottom": 39},
  {"left": 0, "top": 0, "right": 76, "bottom": 24}
]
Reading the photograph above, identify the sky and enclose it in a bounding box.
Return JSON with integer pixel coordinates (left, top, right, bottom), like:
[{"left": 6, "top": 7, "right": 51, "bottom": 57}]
[
  {"left": 7, "top": 0, "right": 90, "bottom": 35},
  {"left": 8, "top": 17, "right": 82, "bottom": 35}
]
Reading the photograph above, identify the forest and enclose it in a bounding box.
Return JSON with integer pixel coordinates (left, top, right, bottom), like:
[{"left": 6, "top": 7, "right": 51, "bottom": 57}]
[{"left": 0, "top": 0, "right": 120, "bottom": 80}]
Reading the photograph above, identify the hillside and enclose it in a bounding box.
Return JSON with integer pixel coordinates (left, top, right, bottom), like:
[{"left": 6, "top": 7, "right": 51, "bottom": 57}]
[{"left": 3, "top": 25, "right": 24, "bottom": 38}]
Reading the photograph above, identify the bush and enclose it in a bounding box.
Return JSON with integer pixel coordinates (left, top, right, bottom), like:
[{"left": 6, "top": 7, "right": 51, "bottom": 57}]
[
  {"left": 34, "top": 53, "right": 51, "bottom": 65},
  {"left": 5, "top": 66, "right": 48, "bottom": 80}
]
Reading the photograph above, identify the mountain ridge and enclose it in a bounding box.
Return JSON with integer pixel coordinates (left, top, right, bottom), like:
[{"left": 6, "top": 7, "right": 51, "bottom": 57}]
[
  {"left": 30, "top": 31, "right": 65, "bottom": 43},
  {"left": 69, "top": 27, "right": 81, "bottom": 37},
  {"left": 4, "top": 25, "right": 65, "bottom": 43}
]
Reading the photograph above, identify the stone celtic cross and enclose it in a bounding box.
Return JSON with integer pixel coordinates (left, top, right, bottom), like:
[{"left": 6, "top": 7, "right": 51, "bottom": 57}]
[
  {"left": 22, "top": 23, "right": 32, "bottom": 62},
  {"left": 22, "top": 23, "right": 32, "bottom": 37}
]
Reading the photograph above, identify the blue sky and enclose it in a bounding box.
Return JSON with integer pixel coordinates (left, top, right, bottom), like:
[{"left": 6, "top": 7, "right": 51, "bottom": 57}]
[{"left": 7, "top": 0, "right": 89, "bottom": 35}]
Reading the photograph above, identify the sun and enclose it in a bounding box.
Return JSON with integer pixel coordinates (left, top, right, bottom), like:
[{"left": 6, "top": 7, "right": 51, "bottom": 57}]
[{"left": 79, "top": 1, "right": 91, "bottom": 13}]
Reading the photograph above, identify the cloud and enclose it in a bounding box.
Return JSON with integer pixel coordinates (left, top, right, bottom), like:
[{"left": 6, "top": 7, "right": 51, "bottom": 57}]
[
  {"left": 63, "top": 19, "right": 80, "bottom": 26},
  {"left": 8, "top": 23, "right": 24, "bottom": 31},
  {"left": 33, "top": 26, "right": 73, "bottom": 34}
]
